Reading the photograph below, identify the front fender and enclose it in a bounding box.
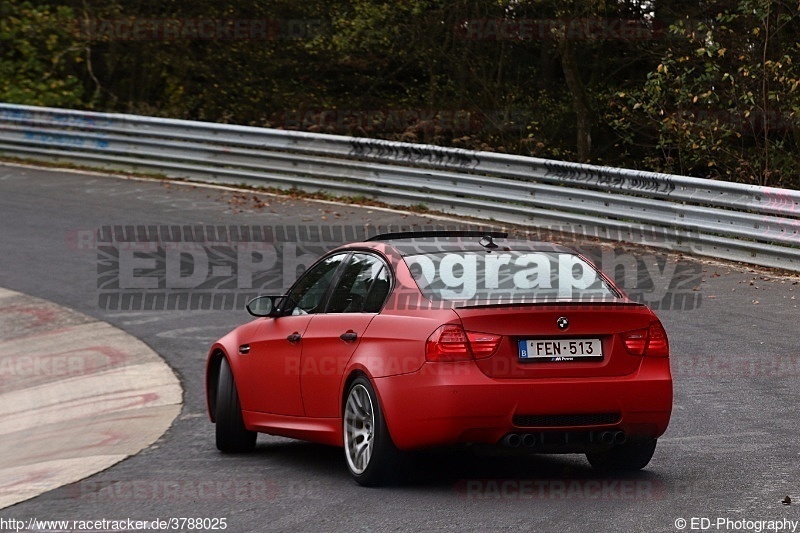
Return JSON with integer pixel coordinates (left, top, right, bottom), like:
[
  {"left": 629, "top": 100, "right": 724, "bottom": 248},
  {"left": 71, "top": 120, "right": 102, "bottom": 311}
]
[{"left": 205, "top": 319, "right": 263, "bottom": 421}]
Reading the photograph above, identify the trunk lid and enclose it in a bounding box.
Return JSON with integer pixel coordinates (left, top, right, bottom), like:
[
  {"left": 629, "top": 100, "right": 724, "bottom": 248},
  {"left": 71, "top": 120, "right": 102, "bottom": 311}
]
[{"left": 454, "top": 302, "right": 653, "bottom": 379}]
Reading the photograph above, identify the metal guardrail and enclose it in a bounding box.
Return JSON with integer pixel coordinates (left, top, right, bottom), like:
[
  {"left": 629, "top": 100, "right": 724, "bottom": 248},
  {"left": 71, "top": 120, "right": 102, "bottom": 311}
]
[{"left": 1, "top": 103, "right": 799, "bottom": 271}]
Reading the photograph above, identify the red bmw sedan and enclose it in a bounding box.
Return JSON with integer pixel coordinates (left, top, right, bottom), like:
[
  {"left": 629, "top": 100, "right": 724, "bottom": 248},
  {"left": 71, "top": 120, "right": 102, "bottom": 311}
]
[{"left": 206, "top": 231, "right": 672, "bottom": 485}]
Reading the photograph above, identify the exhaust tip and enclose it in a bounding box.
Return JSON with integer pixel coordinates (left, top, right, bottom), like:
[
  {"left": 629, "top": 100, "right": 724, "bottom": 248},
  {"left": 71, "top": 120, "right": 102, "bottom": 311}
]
[
  {"left": 522, "top": 433, "right": 538, "bottom": 448},
  {"left": 613, "top": 431, "right": 627, "bottom": 445},
  {"left": 503, "top": 433, "right": 522, "bottom": 448},
  {"left": 599, "top": 431, "right": 615, "bottom": 445}
]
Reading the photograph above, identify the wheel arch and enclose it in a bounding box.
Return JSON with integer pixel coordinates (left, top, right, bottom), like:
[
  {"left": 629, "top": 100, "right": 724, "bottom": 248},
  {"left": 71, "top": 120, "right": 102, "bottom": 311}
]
[
  {"left": 341, "top": 368, "right": 371, "bottom": 417},
  {"left": 340, "top": 366, "right": 403, "bottom": 447},
  {"left": 206, "top": 348, "right": 227, "bottom": 422}
]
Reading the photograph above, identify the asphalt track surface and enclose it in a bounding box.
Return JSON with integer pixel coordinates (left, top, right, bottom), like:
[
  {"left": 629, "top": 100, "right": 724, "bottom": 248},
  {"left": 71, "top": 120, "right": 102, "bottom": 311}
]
[{"left": 0, "top": 164, "right": 798, "bottom": 532}]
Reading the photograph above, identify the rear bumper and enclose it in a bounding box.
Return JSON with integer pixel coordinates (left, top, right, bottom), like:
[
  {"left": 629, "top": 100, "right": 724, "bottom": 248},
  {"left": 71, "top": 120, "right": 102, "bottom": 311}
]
[{"left": 374, "top": 357, "right": 672, "bottom": 451}]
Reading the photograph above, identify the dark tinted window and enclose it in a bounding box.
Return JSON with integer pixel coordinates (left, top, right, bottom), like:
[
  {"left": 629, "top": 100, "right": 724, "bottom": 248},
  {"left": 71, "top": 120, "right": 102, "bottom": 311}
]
[
  {"left": 285, "top": 253, "right": 346, "bottom": 315},
  {"left": 363, "top": 265, "right": 390, "bottom": 313},
  {"left": 326, "top": 253, "right": 389, "bottom": 313}
]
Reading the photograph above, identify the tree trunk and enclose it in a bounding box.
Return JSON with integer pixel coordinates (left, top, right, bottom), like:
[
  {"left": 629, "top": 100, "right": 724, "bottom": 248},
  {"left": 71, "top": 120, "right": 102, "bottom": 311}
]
[{"left": 559, "top": 37, "right": 592, "bottom": 161}]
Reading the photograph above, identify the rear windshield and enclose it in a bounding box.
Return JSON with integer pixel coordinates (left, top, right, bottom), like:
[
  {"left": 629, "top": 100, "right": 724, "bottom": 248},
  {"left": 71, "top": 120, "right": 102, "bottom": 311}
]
[{"left": 403, "top": 250, "right": 619, "bottom": 304}]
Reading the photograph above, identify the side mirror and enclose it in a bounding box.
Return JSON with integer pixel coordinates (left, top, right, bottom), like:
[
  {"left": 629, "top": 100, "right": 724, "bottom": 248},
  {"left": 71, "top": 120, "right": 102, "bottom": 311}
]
[{"left": 246, "top": 295, "right": 282, "bottom": 317}]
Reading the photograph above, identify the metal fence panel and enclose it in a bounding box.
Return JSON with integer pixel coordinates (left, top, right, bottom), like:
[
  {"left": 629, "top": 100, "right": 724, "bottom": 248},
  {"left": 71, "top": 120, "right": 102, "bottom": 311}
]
[{"left": 1, "top": 103, "right": 798, "bottom": 272}]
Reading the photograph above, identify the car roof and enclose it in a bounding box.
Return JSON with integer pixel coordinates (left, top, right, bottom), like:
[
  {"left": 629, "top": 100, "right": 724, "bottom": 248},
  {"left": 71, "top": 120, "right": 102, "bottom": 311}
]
[{"left": 350, "top": 231, "right": 575, "bottom": 256}]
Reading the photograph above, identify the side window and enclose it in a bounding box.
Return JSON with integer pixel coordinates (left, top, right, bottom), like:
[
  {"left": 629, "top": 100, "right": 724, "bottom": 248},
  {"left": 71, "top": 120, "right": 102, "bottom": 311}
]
[
  {"left": 325, "top": 253, "right": 390, "bottom": 314},
  {"left": 363, "top": 264, "right": 390, "bottom": 313},
  {"left": 284, "top": 253, "right": 346, "bottom": 315}
]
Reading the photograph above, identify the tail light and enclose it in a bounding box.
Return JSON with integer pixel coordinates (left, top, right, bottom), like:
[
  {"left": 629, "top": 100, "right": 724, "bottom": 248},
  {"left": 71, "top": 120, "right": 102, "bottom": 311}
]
[
  {"left": 622, "top": 321, "right": 669, "bottom": 357},
  {"left": 622, "top": 330, "right": 647, "bottom": 356},
  {"left": 466, "top": 331, "right": 502, "bottom": 359},
  {"left": 426, "top": 325, "right": 501, "bottom": 362},
  {"left": 646, "top": 321, "right": 669, "bottom": 357},
  {"left": 426, "top": 325, "right": 469, "bottom": 362}
]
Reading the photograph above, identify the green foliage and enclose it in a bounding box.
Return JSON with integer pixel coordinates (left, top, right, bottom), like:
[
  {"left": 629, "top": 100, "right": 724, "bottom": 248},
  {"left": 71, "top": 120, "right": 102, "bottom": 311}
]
[
  {"left": 2, "top": 0, "right": 800, "bottom": 188},
  {"left": 610, "top": 0, "right": 800, "bottom": 187},
  {"left": 0, "top": 2, "right": 84, "bottom": 107}
]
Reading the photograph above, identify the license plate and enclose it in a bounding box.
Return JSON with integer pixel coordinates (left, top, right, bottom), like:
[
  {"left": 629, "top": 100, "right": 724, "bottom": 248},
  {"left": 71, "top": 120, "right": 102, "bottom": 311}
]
[{"left": 519, "top": 338, "right": 603, "bottom": 362}]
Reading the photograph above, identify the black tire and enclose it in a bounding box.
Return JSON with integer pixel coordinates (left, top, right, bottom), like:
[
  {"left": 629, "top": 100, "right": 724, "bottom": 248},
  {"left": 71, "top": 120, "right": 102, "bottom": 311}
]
[
  {"left": 586, "top": 438, "right": 657, "bottom": 472},
  {"left": 343, "top": 376, "right": 406, "bottom": 486},
  {"left": 215, "top": 357, "right": 256, "bottom": 453}
]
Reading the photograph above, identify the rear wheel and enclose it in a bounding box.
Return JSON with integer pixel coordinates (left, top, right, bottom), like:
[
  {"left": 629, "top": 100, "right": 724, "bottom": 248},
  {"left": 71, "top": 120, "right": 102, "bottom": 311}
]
[
  {"left": 343, "top": 376, "right": 404, "bottom": 486},
  {"left": 586, "top": 438, "right": 657, "bottom": 471},
  {"left": 215, "top": 357, "right": 256, "bottom": 453}
]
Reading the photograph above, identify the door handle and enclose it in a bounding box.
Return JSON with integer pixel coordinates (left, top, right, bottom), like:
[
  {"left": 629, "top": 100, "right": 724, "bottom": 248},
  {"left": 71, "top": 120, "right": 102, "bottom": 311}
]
[
  {"left": 286, "top": 332, "right": 302, "bottom": 344},
  {"left": 340, "top": 331, "right": 358, "bottom": 342}
]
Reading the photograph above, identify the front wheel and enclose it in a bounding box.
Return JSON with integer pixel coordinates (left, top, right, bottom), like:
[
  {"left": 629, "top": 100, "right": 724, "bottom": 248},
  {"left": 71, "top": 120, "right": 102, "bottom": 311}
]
[
  {"left": 586, "top": 438, "right": 657, "bottom": 471},
  {"left": 343, "top": 376, "right": 405, "bottom": 486},
  {"left": 215, "top": 357, "right": 256, "bottom": 453}
]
